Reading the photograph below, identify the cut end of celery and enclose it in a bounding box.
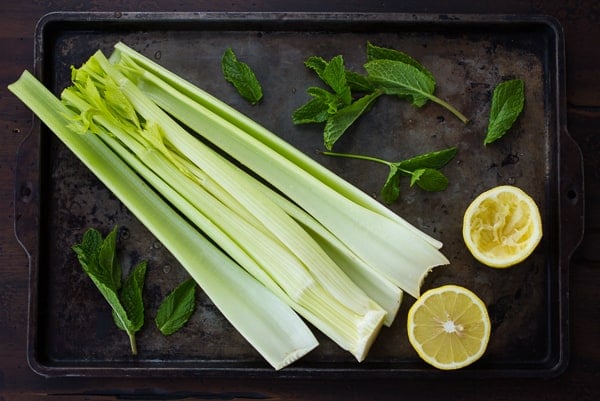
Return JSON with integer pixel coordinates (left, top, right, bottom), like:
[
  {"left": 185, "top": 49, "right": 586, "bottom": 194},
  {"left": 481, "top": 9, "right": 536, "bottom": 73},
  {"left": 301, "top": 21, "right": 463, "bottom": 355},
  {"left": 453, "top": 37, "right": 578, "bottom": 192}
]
[
  {"left": 352, "top": 308, "right": 387, "bottom": 362},
  {"left": 272, "top": 342, "right": 320, "bottom": 370},
  {"left": 415, "top": 258, "right": 451, "bottom": 298}
]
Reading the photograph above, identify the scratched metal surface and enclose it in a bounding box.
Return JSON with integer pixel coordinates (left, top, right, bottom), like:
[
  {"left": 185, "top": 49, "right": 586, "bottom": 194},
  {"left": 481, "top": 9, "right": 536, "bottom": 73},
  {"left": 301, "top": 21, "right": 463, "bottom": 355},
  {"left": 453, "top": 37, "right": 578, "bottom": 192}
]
[{"left": 15, "top": 12, "right": 580, "bottom": 378}]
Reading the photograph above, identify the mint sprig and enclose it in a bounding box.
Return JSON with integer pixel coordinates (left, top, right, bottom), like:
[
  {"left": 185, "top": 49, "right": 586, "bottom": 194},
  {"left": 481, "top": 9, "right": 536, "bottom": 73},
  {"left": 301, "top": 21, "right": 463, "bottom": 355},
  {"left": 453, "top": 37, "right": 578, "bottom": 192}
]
[
  {"left": 293, "top": 43, "right": 468, "bottom": 150},
  {"left": 72, "top": 226, "right": 146, "bottom": 354},
  {"left": 324, "top": 147, "right": 457, "bottom": 204}
]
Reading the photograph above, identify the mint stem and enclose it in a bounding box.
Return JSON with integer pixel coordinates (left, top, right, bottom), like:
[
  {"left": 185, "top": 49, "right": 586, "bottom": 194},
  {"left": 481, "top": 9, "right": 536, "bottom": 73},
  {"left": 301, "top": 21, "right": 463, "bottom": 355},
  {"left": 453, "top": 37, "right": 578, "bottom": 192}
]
[
  {"left": 128, "top": 332, "right": 137, "bottom": 355},
  {"left": 429, "top": 94, "right": 469, "bottom": 124},
  {"left": 323, "top": 151, "right": 414, "bottom": 175},
  {"left": 323, "top": 151, "right": 389, "bottom": 166}
]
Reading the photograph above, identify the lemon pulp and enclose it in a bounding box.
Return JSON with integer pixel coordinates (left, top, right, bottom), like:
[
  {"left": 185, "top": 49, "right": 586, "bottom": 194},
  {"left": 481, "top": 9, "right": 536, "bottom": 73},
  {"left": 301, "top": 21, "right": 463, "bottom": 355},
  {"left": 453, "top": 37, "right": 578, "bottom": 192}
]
[
  {"left": 407, "top": 285, "right": 491, "bottom": 370},
  {"left": 463, "top": 185, "right": 542, "bottom": 268}
]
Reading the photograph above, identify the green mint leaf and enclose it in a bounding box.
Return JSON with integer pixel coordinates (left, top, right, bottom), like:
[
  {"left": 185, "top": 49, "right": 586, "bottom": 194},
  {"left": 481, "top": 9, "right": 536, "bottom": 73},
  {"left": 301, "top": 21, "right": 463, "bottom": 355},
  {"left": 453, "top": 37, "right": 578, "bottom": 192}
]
[
  {"left": 72, "top": 228, "right": 102, "bottom": 271},
  {"left": 97, "top": 226, "right": 122, "bottom": 291},
  {"left": 365, "top": 58, "right": 469, "bottom": 123},
  {"left": 484, "top": 79, "right": 525, "bottom": 145},
  {"left": 90, "top": 276, "right": 133, "bottom": 334},
  {"left": 305, "top": 54, "right": 375, "bottom": 93},
  {"left": 304, "top": 56, "right": 328, "bottom": 76},
  {"left": 364, "top": 59, "right": 435, "bottom": 107},
  {"left": 323, "top": 91, "right": 382, "bottom": 150},
  {"left": 409, "top": 168, "right": 425, "bottom": 187},
  {"left": 155, "top": 278, "right": 197, "bottom": 336},
  {"left": 381, "top": 164, "right": 402, "bottom": 204},
  {"left": 397, "top": 146, "right": 457, "bottom": 171},
  {"left": 221, "top": 47, "right": 263, "bottom": 105},
  {"left": 305, "top": 55, "right": 352, "bottom": 105},
  {"left": 117, "top": 261, "right": 147, "bottom": 332},
  {"left": 323, "top": 146, "right": 455, "bottom": 203},
  {"left": 409, "top": 168, "right": 449, "bottom": 192},
  {"left": 292, "top": 97, "right": 331, "bottom": 124},
  {"left": 345, "top": 70, "right": 376, "bottom": 93},
  {"left": 306, "top": 86, "right": 345, "bottom": 114},
  {"left": 322, "top": 55, "right": 352, "bottom": 104},
  {"left": 112, "top": 261, "right": 146, "bottom": 355},
  {"left": 366, "top": 42, "right": 436, "bottom": 82},
  {"left": 72, "top": 226, "right": 147, "bottom": 355},
  {"left": 72, "top": 226, "right": 122, "bottom": 292}
]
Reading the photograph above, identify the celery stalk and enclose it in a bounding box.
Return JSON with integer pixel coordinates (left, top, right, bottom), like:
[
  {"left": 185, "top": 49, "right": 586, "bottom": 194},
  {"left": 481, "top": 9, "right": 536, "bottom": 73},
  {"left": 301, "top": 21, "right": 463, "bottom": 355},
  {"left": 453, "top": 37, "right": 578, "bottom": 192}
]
[
  {"left": 110, "top": 44, "right": 449, "bottom": 298},
  {"left": 8, "top": 70, "right": 318, "bottom": 370},
  {"left": 261, "top": 187, "right": 403, "bottom": 326},
  {"left": 62, "top": 51, "right": 387, "bottom": 361},
  {"left": 111, "top": 42, "right": 442, "bottom": 250}
]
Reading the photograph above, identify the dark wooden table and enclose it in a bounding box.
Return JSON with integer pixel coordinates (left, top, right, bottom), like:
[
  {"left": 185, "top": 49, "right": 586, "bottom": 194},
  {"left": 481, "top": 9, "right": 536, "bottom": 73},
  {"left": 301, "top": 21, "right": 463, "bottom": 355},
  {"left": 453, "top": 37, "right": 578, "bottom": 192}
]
[{"left": 1, "top": 1, "right": 598, "bottom": 400}]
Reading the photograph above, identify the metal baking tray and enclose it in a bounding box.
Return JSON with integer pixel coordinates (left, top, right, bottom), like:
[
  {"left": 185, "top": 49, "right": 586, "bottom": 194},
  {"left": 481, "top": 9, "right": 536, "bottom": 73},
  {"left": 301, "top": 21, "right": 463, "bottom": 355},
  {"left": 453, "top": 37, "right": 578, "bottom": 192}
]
[{"left": 15, "top": 11, "right": 583, "bottom": 379}]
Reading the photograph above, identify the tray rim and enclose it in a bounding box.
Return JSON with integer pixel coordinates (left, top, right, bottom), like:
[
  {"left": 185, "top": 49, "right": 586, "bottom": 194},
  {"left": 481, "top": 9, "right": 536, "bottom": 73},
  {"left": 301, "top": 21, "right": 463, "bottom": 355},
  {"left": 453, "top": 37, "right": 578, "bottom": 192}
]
[{"left": 16, "top": 10, "right": 583, "bottom": 379}]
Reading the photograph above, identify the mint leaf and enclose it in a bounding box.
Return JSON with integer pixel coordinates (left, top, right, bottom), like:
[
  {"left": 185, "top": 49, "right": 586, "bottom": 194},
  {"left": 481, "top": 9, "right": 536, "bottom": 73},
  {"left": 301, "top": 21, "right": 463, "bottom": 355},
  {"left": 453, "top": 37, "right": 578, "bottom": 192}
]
[
  {"left": 397, "top": 146, "right": 457, "bottom": 171},
  {"left": 409, "top": 168, "right": 449, "bottom": 192},
  {"left": 323, "top": 146, "right": 457, "bottom": 203},
  {"left": 72, "top": 226, "right": 147, "bottom": 355},
  {"left": 89, "top": 276, "right": 133, "bottom": 338},
  {"left": 155, "top": 278, "right": 197, "bottom": 336},
  {"left": 484, "top": 79, "right": 525, "bottom": 145},
  {"left": 116, "top": 261, "right": 147, "bottom": 333},
  {"left": 306, "top": 86, "right": 346, "bottom": 114},
  {"left": 291, "top": 97, "right": 330, "bottom": 124},
  {"left": 365, "top": 58, "right": 469, "bottom": 123},
  {"left": 323, "top": 91, "right": 382, "bottom": 150},
  {"left": 304, "top": 55, "right": 328, "bottom": 76},
  {"left": 73, "top": 227, "right": 121, "bottom": 291},
  {"left": 381, "top": 164, "right": 402, "bottom": 204},
  {"left": 305, "top": 55, "right": 352, "bottom": 105},
  {"left": 364, "top": 59, "right": 435, "bottom": 107},
  {"left": 345, "top": 70, "right": 375, "bottom": 93},
  {"left": 221, "top": 47, "right": 263, "bottom": 105},
  {"left": 366, "top": 42, "right": 435, "bottom": 82}
]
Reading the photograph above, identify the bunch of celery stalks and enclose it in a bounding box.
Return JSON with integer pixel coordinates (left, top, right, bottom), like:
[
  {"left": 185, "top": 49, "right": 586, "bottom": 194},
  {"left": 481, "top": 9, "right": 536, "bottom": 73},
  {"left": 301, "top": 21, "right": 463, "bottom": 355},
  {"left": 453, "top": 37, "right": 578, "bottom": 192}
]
[{"left": 9, "top": 42, "right": 449, "bottom": 370}]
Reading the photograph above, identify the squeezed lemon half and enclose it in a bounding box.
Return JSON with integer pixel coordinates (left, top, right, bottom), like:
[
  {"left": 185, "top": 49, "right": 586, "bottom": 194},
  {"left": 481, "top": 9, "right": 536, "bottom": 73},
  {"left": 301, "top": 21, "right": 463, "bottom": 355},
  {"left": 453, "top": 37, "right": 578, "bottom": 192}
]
[
  {"left": 462, "top": 185, "right": 542, "bottom": 268},
  {"left": 407, "top": 285, "right": 491, "bottom": 370}
]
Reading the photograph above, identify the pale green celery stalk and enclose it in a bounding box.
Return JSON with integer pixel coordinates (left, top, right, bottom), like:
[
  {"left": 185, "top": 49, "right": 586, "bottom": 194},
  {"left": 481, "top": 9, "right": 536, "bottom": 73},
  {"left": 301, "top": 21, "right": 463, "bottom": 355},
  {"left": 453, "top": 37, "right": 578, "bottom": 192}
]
[
  {"left": 65, "top": 55, "right": 387, "bottom": 361},
  {"left": 8, "top": 70, "right": 318, "bottom": 370},
  {"left": 110, "top": 47, "right": 448, "bottom": 298},
  {"left": 110, "top": 42, "right": 442, "bottom": 250},
  {"left": 87, "top": 50, "right": 384, "bottom": 315},
  {"left": 94, "top": 115, "right": 384, "bottom": 360},
  {"left": 169, "top": 150, "right": 401, "bottom": 326},
  {"left": 260, "top": 186, "right": 403, "bottom": 326}
]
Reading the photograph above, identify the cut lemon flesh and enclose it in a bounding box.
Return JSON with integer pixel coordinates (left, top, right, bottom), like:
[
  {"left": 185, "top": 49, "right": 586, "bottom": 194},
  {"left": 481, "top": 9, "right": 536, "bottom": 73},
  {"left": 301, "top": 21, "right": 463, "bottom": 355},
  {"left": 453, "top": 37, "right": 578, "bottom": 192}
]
[
  {"left": 463, "top": 185, "right": 542, "bottom": 268},
  {"left": 407, "top": 285, "right": 491, "bottom": 370}
]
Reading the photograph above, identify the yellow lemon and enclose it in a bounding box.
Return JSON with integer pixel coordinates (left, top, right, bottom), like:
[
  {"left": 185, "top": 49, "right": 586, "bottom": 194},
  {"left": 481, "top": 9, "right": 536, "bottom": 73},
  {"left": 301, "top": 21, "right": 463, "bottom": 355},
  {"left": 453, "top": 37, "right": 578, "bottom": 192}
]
[
  {"left": 462, "top": 185, "right": 542, "bottom": 268},
  {"left": 407, "top": 285, "right": 491, "bottom": 370}
]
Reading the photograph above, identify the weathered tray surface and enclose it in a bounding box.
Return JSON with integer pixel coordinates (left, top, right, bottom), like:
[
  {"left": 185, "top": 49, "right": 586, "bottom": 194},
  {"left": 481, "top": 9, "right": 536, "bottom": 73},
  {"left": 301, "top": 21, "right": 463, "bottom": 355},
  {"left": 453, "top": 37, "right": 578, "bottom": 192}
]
[{"left": 15, "top": 12, "right": 583, "bottom": 378}]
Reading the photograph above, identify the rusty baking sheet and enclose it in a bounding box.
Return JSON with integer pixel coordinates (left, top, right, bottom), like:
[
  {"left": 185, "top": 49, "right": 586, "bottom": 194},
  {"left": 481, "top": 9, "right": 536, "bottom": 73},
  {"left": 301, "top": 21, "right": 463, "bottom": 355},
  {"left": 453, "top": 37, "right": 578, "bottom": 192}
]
[{"left": 15, "top": 12, "right": 583, "bottom": 379}]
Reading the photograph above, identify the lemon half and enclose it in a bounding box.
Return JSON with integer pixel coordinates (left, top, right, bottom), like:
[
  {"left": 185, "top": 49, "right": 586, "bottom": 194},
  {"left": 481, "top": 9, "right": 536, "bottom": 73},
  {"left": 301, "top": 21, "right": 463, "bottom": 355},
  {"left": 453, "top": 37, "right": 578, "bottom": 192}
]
[
  {"left": 407, "top": 285, "right": 491, "bottom": 370},
  {"left": 462, "top": 185, "right": 542, "bottom": 268}
]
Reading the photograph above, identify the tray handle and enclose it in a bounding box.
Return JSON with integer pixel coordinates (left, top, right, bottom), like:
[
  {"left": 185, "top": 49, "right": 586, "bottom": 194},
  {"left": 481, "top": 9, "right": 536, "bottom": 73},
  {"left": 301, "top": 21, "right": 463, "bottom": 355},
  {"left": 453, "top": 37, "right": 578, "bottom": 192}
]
[
  {"left": 14, "top": 119, "right": 40, "bottom": 270},
  {"left": 559, "top": 126, "right": 585, "bottom": 262}
]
